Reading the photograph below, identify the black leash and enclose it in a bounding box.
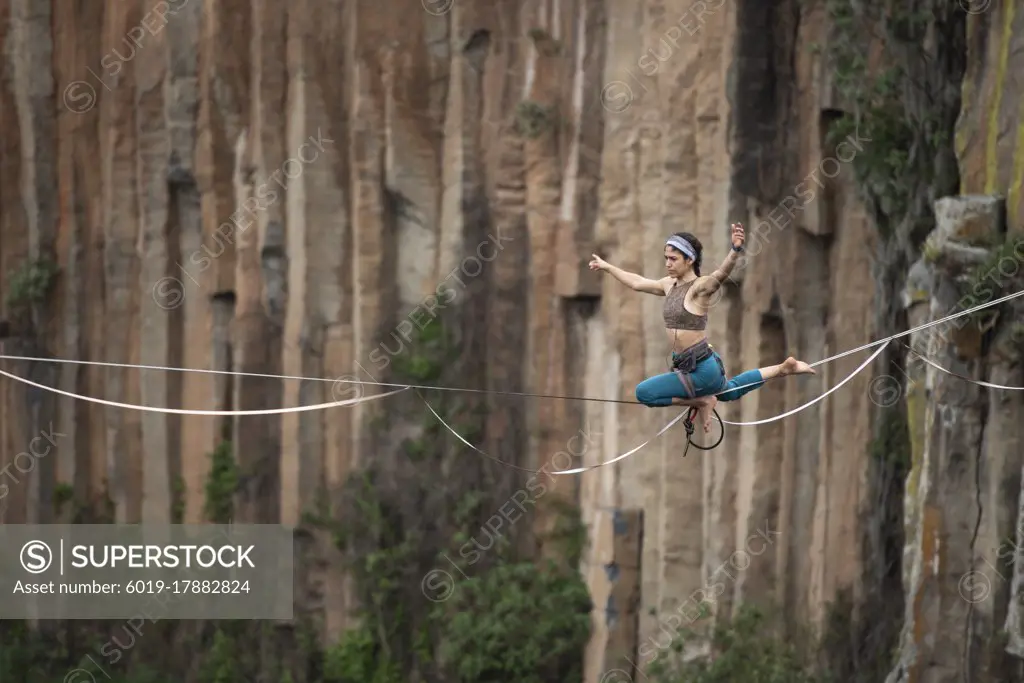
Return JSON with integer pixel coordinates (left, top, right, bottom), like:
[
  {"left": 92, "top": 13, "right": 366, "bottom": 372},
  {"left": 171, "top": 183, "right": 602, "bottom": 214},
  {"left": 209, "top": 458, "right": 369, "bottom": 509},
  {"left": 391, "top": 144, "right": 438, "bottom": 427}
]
[{"left": 682, "top": 406, "right": 726, "bottom": 456}]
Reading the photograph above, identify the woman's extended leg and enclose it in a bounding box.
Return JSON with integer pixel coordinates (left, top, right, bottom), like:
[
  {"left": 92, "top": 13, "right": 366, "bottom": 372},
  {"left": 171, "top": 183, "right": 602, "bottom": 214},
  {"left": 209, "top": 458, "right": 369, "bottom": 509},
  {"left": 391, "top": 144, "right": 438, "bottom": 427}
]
[{"left": 716, "top": 356, "right": 815, "bottom": 402}]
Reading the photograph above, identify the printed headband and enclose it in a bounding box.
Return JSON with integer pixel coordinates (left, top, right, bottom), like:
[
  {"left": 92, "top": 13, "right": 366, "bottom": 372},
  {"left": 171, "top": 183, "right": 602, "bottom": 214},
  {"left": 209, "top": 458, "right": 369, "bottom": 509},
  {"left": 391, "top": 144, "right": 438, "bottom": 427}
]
[{"left": 666, "top": 236, "right": 696, "bottom": 261}]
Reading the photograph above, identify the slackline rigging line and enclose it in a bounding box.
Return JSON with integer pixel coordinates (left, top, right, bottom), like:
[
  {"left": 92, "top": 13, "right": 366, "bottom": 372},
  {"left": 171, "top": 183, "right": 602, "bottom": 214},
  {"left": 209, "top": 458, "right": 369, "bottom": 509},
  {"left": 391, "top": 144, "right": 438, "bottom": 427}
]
[
  {"left": 0, "top": 288, "right": 1022, "bottom": 475},
  {"left": 901, "top": 340, "right": 1024, "bottom": 391},
  {"left": 0, "top": 361, "right": 410, "bottom": 414}
]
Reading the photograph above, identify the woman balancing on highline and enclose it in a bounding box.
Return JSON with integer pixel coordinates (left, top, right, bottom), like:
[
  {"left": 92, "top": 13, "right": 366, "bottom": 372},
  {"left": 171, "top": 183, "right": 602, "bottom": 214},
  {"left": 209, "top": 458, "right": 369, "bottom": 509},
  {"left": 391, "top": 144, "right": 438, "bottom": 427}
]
[{"left": 589, "top": 223, "right": 815, "bottom": 433}]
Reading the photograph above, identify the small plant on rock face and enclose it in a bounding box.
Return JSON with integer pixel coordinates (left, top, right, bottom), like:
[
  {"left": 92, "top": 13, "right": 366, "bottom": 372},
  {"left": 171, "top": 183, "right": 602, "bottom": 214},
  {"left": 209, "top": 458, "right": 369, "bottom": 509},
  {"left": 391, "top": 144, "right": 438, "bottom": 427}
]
[
  {"left": 869, "top": 406, "right": 911, "bottom": 469},
  {"left": 953, "top": 238, "right": 1024, "bottom": 328},
  {"left": 515, "top": 101, "right": 557, "bottom": 139},
  {"left": 203, "top": 440, "right": 237, "bottom": 524},
  {"left": 171, "top": 476, "right": 186, "bottom": 523},
  {"left": 52, "top": 482, "right": 74, "bottom": 516},
  {"left": 4, "top": 258, "right": 58, "bottom": 309},
  {"left": 645, "top": 604, "right": 831, "bottom": 683}
]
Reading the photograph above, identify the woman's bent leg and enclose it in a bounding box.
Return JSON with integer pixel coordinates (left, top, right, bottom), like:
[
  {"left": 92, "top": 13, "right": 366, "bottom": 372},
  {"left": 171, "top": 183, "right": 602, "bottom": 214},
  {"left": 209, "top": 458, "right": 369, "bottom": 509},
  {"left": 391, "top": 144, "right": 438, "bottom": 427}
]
[
  {"left": 635, "top": 372, "right": 717, "bottom": 432},
  {"left": 635, "top": 372, "right": 688, "bottom": 407},
  {"left": 688, "top": 355, "right": 726, "bottom": 430}
]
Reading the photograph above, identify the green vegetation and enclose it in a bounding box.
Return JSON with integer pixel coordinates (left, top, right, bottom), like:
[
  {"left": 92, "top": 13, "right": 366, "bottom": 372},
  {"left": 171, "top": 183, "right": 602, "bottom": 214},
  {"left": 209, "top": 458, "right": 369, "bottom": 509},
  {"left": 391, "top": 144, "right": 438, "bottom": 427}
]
[
  {"left": 390, "top": 313, "right": 450, "bottom": 382},
  {"left": 4, "top": 258, "right": 59, "bottom": 309},
  {"left": 171, "top": 476, "right": 186, "bottom": 523},
  {"left": 515, "top": 101, "right": 558, "bottom": 139},
  {"left": 203, "top": 440, "right": 238, "bottom": 524},
  {"left": 437, "top": 559, "right": 591, "bottom": 683},
  {"left": 957, "top": 238, "right": 1024, "bottom": 327},
  {"left": 541, "top": 497, "right": 588, "bottom": 567},
  {"left": 52, "top": 482, "right": 75, "bottom": 516},
  {"left": 824, "top": 0, "right": 962, "bottom": 244},
  {"left": 869, "top": 402, "right": 912, "bottom": 469},
  {"left": 645, "top": 605, "right": 833, "bottom": 683}
]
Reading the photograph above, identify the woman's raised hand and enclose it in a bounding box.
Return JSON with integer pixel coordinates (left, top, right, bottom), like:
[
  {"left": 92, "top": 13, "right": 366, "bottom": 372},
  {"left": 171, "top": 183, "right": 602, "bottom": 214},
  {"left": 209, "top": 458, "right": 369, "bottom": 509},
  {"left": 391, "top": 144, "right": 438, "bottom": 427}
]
[
  {"left": 589, "top": 254, "right": 608, "bottom": 271},
  {"left": 730, "top": 223, "right": 745, "bottom": 249}
]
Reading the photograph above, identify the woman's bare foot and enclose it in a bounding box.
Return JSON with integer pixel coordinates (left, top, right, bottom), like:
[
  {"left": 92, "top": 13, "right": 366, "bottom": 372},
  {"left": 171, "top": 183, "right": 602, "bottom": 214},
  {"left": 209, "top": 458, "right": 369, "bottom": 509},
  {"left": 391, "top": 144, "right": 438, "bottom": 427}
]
[
  {"left": 672, "top": 396, "right": 717, "bottom": 432},
  {"left": 778, "top": 357, "right": 816, "bottom": 376},
  {"left": 698, "top": 395, "right": 718, "bottom": 433}
]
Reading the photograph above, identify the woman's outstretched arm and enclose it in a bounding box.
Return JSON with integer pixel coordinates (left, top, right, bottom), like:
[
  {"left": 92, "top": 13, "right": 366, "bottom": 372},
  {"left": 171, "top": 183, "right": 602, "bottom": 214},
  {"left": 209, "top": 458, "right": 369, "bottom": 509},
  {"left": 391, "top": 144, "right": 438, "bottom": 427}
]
[
  {"left": 698, "top": 223, "right": 745, "bottom": 294},
  {"left": 589, "top": 254, "right": 668, "bottom": 295}
]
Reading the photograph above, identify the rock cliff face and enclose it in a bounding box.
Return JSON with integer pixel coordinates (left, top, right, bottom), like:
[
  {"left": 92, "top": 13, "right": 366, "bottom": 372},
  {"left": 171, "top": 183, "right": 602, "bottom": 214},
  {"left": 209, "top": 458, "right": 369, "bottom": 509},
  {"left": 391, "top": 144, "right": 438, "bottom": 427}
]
[
  {"left": 0, "top": 0, "right": 1021, "bottom": 681},
  {"left": 887, "top": 3, "right": 1024, "bottom": 681}
]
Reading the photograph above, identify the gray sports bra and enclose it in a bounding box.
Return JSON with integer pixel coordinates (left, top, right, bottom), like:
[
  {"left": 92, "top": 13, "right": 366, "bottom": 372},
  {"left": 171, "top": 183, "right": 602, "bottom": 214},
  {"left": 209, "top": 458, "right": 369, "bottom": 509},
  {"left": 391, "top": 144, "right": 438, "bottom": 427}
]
[{"left": 662, "top": 280, "right": 707, "bottom": 331}]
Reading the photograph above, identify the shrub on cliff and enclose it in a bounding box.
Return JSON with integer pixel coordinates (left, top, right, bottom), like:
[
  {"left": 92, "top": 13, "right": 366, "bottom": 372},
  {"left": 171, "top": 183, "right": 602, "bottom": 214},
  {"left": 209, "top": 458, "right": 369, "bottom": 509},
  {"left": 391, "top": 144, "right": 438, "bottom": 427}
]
[
  {"left": 645, "top": 605, "right": 833, "bottom": 683},
  {"left": 433, "top": 559, "right": 592, "bottom": 683}
]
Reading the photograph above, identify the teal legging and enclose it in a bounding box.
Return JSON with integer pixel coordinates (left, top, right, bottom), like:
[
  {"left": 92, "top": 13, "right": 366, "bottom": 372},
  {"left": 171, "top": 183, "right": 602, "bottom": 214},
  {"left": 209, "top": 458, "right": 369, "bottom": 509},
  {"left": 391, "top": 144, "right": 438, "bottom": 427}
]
[{"left": 635, "top": 352, "right": 765, "bottom": 407}]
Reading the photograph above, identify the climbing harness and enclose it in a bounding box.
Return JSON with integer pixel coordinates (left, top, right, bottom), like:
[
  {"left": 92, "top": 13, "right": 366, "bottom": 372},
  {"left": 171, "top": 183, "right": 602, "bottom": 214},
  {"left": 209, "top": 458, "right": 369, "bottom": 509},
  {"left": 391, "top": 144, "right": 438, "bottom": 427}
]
[
  {"left": 0, "top": 287, "right": 1022, "bottom": 475},
  {"left": 669, "top": 338, "right": 725, "bottom": 456}
]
